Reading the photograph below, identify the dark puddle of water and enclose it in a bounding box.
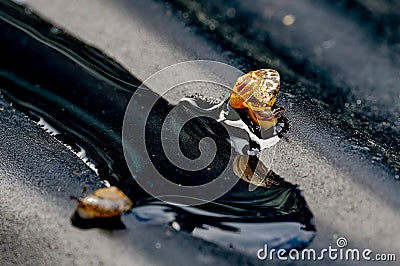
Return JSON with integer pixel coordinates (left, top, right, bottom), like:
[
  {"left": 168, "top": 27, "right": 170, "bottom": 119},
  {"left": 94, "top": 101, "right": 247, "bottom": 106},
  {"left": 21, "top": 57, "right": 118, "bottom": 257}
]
[{"left": 0, "top": 0, "right": 315, "bottom": 254}]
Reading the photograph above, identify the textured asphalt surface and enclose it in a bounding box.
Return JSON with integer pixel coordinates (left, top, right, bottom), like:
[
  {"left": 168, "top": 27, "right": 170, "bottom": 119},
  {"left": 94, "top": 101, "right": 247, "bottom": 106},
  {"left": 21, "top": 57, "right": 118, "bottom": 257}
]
[{"left": 1, "top": 0, "right": 399, "bottom": 265}]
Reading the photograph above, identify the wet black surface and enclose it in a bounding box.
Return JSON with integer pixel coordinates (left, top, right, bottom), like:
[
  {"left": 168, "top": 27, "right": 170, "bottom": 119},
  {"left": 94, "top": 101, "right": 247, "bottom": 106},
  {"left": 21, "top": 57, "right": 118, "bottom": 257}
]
[{"left": 0, "top": 0, "right": 138, "bottom": 183}]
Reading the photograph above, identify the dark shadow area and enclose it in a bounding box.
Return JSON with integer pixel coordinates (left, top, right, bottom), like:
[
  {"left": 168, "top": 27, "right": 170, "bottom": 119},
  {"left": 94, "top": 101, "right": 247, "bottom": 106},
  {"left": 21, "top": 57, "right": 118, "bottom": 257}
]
[{"left": 71, "top": 211, "right": 127, "bottom": 230}]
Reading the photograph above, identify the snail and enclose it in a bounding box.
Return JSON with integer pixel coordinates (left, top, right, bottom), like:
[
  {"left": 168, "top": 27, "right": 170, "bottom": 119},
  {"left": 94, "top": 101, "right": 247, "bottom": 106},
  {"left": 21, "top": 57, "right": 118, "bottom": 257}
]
[
  {"left": 229, "top": 69, "right": 285, "bottom": 130},
  {"left": 72, "top": 186, "right": 133, "bottom": 219}
]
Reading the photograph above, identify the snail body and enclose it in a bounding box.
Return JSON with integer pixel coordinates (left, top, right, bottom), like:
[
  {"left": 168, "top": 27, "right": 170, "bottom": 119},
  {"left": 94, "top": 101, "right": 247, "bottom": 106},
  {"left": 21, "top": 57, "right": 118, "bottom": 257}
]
[
  {"left": 229, "top": 69, "right": 283, "bottom": 130},
  {"left": 75, "top": 186, "right": 133, "bottom": 219}
]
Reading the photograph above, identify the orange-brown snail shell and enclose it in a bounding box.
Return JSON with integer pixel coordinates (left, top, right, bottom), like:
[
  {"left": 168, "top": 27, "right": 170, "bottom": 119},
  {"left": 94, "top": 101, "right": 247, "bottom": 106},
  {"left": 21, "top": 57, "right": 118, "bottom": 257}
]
[
  {"left": 229, "top": 69, "right": 282, "bottom": 130},
  {"left": 75, "top": 186, "right": 133, "bottom": 219}
]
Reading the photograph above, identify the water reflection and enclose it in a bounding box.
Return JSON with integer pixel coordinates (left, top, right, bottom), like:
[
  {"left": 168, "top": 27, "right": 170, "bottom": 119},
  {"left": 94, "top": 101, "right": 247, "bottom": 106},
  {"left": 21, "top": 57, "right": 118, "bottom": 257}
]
[{"left": 125, "top": 94, "right": 314, "bottom": 252}]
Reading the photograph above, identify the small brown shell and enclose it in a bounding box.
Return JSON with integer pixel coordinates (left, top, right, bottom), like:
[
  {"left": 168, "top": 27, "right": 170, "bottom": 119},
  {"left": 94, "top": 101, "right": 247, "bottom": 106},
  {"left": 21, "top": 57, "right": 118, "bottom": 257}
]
[
  {"left": 76, "top": 186, "right": 133, "bottom": 219},
  {"left": 229, "top": 69, "right": 281, "bottom": 130},
  {"left": 232, "top": 155, "right": 281, "bottom": 188},
  {"left": 229, "top": 69, "right": 280, "bottom": 110}
]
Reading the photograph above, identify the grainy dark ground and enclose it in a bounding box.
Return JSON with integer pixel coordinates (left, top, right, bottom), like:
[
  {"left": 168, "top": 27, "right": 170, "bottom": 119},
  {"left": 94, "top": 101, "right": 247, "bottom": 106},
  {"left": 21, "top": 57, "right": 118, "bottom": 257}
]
[{"left": 0, "top": 0, "right": 399, "bottom": 265}]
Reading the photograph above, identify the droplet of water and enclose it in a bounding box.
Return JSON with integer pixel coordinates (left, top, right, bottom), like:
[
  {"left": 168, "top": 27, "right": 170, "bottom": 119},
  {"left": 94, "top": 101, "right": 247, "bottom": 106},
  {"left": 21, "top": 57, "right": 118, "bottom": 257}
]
[
  {"left": 282, "top": 14, "right": 296, "bottom": 26},
  {"left": 50, "top": 26, "right": 61, "bottom": 34},
  {"left": 226, "top": 7, "right": 236, "bottom": 18},
  {"left": 171, "top": 221, "right": 181, "bottom": 231},
  {"left": 322, "top": 40, "right": 336, "bottom": 49},
  {"left": 24, "top": 7, "right": 32, "bottom": 14}
]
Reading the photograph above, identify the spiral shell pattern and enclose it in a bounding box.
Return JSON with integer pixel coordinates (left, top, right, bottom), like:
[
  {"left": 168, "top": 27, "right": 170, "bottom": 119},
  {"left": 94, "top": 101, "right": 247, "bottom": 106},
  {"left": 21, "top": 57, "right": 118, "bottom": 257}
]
[
  {"left": 229, "top": 69, "right": 280, "bottom": 110},
  {"left": 229, "top": 69, "right": 281, "bottom": 130}
]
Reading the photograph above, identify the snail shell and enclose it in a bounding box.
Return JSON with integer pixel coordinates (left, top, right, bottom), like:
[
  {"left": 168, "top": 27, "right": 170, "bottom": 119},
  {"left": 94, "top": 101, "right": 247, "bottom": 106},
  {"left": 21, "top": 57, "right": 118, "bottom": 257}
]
[
  {"left": 232, "top": 155, "right": 281, "bottom": 188},
  {"left": 229, "top": 69, "right": 281, "bottom": 130},
  {"left": 230, "top": 69, "right": 280, "bottom": 109},
  {"left": 76, "top": 186, "right": 133, "bottom": 219}
]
